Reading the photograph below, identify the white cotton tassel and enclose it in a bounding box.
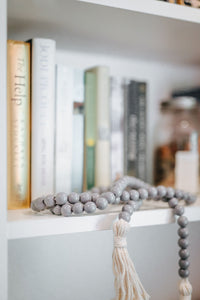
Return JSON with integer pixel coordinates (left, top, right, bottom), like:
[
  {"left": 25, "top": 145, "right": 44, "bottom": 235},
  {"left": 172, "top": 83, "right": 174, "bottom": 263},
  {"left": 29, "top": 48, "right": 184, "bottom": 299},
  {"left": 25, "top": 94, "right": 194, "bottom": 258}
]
[
  {"left": 179, "top": 278, "right": 192, "bottom": 300},
  {"left": 112, "top": 219, "right": 150, "bottom": 300}
]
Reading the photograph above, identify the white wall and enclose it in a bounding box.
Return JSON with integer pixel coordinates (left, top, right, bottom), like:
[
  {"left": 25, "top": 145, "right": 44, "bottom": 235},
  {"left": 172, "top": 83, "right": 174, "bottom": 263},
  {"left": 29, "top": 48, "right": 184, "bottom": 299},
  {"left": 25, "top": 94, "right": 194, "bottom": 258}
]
[{"left": 8, "top": 221, "right": 200, "bottom": 300}]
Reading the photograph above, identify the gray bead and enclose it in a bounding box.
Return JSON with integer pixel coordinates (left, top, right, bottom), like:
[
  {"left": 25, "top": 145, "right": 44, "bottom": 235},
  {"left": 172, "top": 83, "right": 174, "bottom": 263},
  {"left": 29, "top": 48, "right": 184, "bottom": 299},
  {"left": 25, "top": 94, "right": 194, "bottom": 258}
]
[
  {"left": 174, "top": 205, "right": 185, "bottom": 216},
  {"left": 51, "top": 205, "right": 61, "bottom": 215},
  {"left": 61, "top": 204, "right": 72, "bottom": 217},
  {"left": 165, "top": 187, "right": 175, "bottom": 199},
  {"left": 55, "top": 192, "right": 68, "bottom": 205},
  {"left": 84, "top": 201, "right": 96, "bottom": 214},
  {"left": 91, "top": 193, "right": 99, "bottom": 203},
  {"left": 175, "top": 190, "right": 183, "bottom": 200},
  {"left": 121, "top": 190, "right": 130, "bottom": 202},
  {"left": 119, "top": 211, "right": 131, "bottom": 223},
  {"left": 115, "top": 197, "right": 121, "bottom": 204},
  {"left": 179, "top": 268, "right": 189, "bottom": 278},
  {"left": 73, "top": 202, "right": 83, "bottom": 214},
  {"left": 127, "top": 200, "right": 140, "bottom": 211},
  {"left": 147, "top": 187, "right": 157, "bottom": 199},
  {"left": 44, "top": 194, "right": 55, "bottom": 208},
  {"left": 91, "top": 187, "right": 100, "bottom": 193},
  {"left": 178, "top": 227, "right": 189, "bottom": 238},
  {"left": 101, "top": 192, "right": 115, "bottom": 204},
  {"left": 178, "top": 216, "right": 188, "bottom": 227},
  {"left": 179, "top": 249, "right": 190, "bottom": 259},
  {"left": 99, "top": 186, "right": 108, "bottom": 193},
  {"left": 32, "top": 197, "right": 45, "bottom": 212},
  {"left": 186, "top": 194, "right": 196, "bottom": 204},
  {"left": 168, "top": 198, "right": 178, "bottom": 208},
  {"left": 157, "top": 185, "right": 167, "bottom": 198},
  {"left": 68, "top": 192, "right": 80, "bottom": 204},
  {"left": 138, "top": 188, "right": 148, "bottom": 200},
  {"left": 182, "top": 192, "right": 189, "bottom": 201},
  {"left": 111, "top": 186, "right": 122, "bottom": 197},
  {"left": 122, "top": 204, "right": 134, "bottom": 215},
  {"left": 80, "top": 192, "right": 91, "bottom": 204},
  {"left": 178, "top": 238, "right": 189, "bottom": 249},
  {"left": 179, "top": 259, "right": 190, "bottom": 269},
  {"left": 96, "top": 197, "right": 108, "bottom": 210},
  {"left": 129, "top": 190, "right": 139, "bottom": 201}
]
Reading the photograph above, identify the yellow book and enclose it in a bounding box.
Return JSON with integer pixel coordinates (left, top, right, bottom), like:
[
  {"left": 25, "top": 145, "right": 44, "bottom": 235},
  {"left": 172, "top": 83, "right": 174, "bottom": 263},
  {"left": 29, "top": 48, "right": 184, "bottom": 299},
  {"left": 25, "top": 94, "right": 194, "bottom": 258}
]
[{"left": 7, "top": 40, "right": 31, "bottom": 209}]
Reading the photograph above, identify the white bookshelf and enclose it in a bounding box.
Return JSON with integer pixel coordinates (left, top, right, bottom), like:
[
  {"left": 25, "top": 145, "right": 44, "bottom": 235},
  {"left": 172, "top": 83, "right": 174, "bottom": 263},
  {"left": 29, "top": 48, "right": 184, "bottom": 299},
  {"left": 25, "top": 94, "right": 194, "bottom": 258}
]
[{"left": 2, "top": 1, "right": 200, "bottom": 299}]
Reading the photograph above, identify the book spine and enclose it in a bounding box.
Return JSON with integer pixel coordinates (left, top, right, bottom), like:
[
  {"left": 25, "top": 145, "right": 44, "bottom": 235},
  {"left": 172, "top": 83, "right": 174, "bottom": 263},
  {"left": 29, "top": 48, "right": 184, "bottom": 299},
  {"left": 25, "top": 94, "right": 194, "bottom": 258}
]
[
  {"left": 110, "top": 77, "right": 124, "bottom": 181},
  {"left": 55, "top": 65, "right": 74, "bottom": 193},
  {"left": 72, "top": 110, "right": 84, "bottom": 193},
  {"left": 84, "top": 72, "right": 96, "bottom": 190},
  {"left": 94, "top": 67, "right": 111, "bottom": 187},
  {"left": 137, "top": 82, "right": 147, "bottom": 181},
  {"left": 31, "top": 38, "right": 56, "bottom": 200},
  {"left": 7, "top": 40, "right": 31, "bottom": 209},
  {"left": 125, "top": 80, "right": 138, "bottom": 177}
]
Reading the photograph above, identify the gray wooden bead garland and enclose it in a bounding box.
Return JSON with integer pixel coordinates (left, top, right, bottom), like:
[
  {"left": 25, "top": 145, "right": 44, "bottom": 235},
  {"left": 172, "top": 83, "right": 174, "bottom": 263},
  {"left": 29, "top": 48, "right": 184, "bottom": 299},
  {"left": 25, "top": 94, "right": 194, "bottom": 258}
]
[{"left": 31, "top": 176, "right": 196, "bottom": 300}]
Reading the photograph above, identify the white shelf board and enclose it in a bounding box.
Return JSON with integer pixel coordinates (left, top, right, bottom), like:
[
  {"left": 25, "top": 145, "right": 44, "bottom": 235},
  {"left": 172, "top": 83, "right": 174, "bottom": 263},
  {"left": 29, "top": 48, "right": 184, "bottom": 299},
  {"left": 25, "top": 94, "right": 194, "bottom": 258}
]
[
  {"left": 7, "top": 0, "right": 200, "bottom": 65},
  {"left": 7, "top": 199, "right": 200, "bottom": 240}
]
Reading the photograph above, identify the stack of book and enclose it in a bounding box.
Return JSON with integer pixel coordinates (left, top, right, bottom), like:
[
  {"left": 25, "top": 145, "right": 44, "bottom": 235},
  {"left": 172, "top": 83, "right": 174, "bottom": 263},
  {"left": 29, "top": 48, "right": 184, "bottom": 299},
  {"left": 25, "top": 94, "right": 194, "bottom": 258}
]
[{"left": 7, "top": 38, "right": 147, "bottom": 210}]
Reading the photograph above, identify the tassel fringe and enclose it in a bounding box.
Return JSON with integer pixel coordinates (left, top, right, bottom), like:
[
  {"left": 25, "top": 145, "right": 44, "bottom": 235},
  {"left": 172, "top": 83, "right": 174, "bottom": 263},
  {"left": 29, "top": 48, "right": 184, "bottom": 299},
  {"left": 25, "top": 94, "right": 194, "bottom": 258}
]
[
  {"left": 179, "top": 278, "right": 192, "bottom": 300},
  {"left": 112, "top": 219, "right": 150, "bottom": 300}
]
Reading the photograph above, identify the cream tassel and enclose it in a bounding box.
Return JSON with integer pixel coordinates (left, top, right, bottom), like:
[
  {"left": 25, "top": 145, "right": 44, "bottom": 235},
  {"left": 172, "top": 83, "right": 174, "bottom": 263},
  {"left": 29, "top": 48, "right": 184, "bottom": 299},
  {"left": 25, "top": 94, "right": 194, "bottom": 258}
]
[
  {"left": 179, "top": 278, "right": 192, "bottom": 300},
  {"left": 112, "top": 219, "right": 150, "bottom": 300}
]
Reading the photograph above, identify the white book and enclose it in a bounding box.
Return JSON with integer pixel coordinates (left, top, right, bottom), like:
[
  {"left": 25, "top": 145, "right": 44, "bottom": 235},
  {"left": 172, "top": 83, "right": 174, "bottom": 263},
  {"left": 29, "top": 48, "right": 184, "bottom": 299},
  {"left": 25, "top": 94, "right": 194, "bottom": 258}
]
[
  {"left": 110, "top": 77, "right": 124, "bottom": 181},
  {"left": 72, "top": 112, "right": 84, "bottom": 193},
  {"left": 31, "top": 38, "right": 56, "bottom": 200},
  {"left": 88, "top": 66, "right": 111, "bottom": 187},
  {"left": 55, "top": 65, "right": 74, "bottom": 193}
]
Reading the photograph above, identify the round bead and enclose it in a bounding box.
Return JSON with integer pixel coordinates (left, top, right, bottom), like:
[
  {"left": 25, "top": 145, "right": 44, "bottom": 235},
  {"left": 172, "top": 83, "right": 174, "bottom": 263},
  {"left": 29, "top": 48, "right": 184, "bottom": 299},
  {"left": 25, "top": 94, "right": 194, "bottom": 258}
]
[
  {"left": 61, "top": 204, "right": 72, "bottom": 217},
  {"left": 84, "top": 201, "right": 96, "bottom": 214},
  {"left": 96, "top": 197, "right": 108, "bottom": 210},
  {"left": 73, "top": 202, "right": 83, "bottom": 214},
  {"left": 51, "top": 205, "right": 61, "bottom": 215},
  {"left": 111, "top": 186, "right": 122, "bottom": 197},
  {"left": 147, "top": 187, "right": 157, "bottom": 199},
  {"left": 179, "top": 249, "right": 190, "bottom": 259},
  {"left": 80, "top": 192, "right": 91, "bottom": 204},
  {"left": 121, "top": 190, "right": 130, "bottom": 202},
  {"left": 101, "top": 192, "right": 115, "bottom": 204},
  {"left": 119, "top": 211, "right": 131, "bottom": 223},
  {"left": 165, "top": 187, "right": 175, "bottom": 199},
  {"left": 178, "top": 216, "right": 188, "bottom": 227},
  {"left": 168, "top": 198, "right": 178, "bottom": 208},
  {"left": 178, "top": 238, "right": 189, "bottom": 249},
  {"left": 175, "top": 190, "right": 183, "bottom": 200},
  {"left": 44, "top": 194, "right": 55, "bottom": 208},
  {"left": 182, "top": 192, "right": 189, "bottom": 201},
  {"left": 129, "top": 190, "right": 139, "bottom": 201},
  {"left": 157, "top": 186, "right": 167, "bottom": 198},
  {"left": 174, "top": 205, "right": 185, "bottom": 216},
  {"left": 122, "top": 204, "right": 134, "bottom": 215},
  {"left": 138, "top": 188, "right": 148, "bottom": 200},
  {"left": 178, "top": 227, "right": 189, "bottom": 238},
  {"left": 91, "top": 187, "right": 100, "bottom": 193},
  {"left": 179, "top": 268, "right": 189, "bottom": 278},
  {"left": 99, "top": 186, "right": 108, "bottom": 193},
  {"left": 186, "top": 194, "right": 196, "bottom": 205},
  {"left": 115, "top": 197, "right": 121, "bottom": 204},
  {"left": 32, "top": 197, "right": 45, "bottom": 212},
  {"left": 68, "top": 192, "right": 80, "bottom": 204},
  {"left": 91, "top": 193, "right": 99, "bottom": 203},
  {"left": 127, "top": 200, "right": 140, "bottom": 211},
  {"left": 55, "top": 192, "right": 68, "bottom": 205},
  {"left": 179, "top": 259, "right": 190, "bottom": 269}
]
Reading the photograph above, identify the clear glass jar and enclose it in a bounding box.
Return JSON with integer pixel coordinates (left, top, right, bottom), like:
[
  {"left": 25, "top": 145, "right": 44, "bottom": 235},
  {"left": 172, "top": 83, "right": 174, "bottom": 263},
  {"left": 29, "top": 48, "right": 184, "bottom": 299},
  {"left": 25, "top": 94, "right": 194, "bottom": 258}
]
[{"left": 154, "top": 97, "right": 200, "bottom": 194}]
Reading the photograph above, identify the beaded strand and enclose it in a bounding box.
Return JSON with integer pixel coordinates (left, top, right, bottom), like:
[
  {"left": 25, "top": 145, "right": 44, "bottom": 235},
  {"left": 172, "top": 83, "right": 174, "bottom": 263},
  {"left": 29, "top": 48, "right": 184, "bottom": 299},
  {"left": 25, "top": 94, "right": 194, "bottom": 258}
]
[{"left": 31, "top": 176, "right": 196, "bottom": 281}]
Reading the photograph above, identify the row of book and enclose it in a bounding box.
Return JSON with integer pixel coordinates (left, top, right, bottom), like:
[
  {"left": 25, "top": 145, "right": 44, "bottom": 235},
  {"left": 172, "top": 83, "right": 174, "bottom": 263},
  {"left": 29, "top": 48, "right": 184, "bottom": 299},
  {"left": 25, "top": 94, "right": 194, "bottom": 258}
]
[
  {"left": 7, "top": 38, "right": 147, "bottom": 210},
  {"left": 160, "top": 0, "right": 200, "bottom": 7}
]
